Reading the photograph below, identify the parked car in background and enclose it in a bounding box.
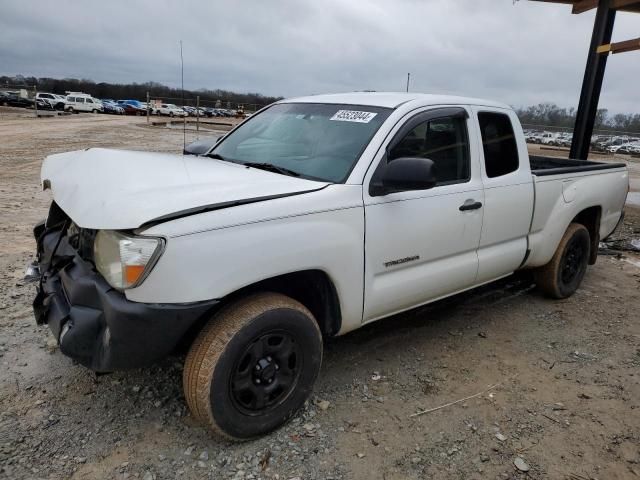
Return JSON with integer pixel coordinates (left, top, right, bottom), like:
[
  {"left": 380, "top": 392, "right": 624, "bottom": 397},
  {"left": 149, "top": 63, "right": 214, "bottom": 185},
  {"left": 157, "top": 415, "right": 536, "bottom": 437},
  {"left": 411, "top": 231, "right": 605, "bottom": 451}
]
[
  {"left": 609, "top": 141, "right": 640, "bottom": 154},
  {"left": 36, "top": 92, "right": 67, "bottom": 110},
  {"left": 156, "top": 103, "right": 187, "bottom": 117},
  {"left": 35, "top": 97, "right": 55, "bottom": 110},
  {"left": 538, "top": 132, "right": 559, "bottom": 145},
  {"left": 550, "top": 133, "right": 572, "bottom": 147},
  {"left": 597, "top": 136, "right": 631, "bottom": 152},
  {"left": 182, "top": 106, "right": 197, "bottom": 116},
  {"left": 116, "top": 100, "right": 147, "bottom": 116},
  {"left": 138, "top": 102, "right": 155, "bottom": 115},
  {"left": 1, "top": 92, "right": 34, "bottom": 108},
  {"left": 65, "top": 93, "right": 103, "bottom": 113},
  {"left": 100, "top": 99, "right": 125, "bottom": 115}
]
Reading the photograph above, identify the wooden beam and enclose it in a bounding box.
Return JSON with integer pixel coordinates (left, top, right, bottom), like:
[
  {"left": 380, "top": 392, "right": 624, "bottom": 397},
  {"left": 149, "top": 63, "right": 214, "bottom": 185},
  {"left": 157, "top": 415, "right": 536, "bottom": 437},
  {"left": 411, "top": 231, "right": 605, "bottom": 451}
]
[
  {"left": 529, "top": 0, "right": 640, "bottom": 13},
  {"left": 611, "top": 0, "right": 640, "bottom": 9},
  {"left": 611, "top": 37, "right": 640, "bottom": 53},
  {"left": 597, "top": 37, "right": 640, "bottom": 54},
  {"left": 572, "top": 0, "right": 599, "bottom": 14}
]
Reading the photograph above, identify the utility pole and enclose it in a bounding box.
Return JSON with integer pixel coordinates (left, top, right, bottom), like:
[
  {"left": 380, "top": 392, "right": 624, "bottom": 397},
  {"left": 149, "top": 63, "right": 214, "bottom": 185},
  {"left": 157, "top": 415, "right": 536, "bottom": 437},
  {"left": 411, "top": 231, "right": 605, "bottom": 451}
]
[
  {"left": 406, "top": 73, "right": 410, "bottom": 93},
  {"left": 196, "top": 95, "right": 200, "bottom": 136},
  {"left": 33, "top": 85, "right": 37, "bottom": 118}
]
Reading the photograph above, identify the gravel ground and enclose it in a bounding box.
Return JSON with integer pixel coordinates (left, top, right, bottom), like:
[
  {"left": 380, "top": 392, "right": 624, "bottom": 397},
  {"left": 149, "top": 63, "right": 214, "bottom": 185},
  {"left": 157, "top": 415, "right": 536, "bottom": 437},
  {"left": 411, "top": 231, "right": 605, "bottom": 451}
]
[{"left": 1, "top": 108, "right": 639, "bottom": 480}]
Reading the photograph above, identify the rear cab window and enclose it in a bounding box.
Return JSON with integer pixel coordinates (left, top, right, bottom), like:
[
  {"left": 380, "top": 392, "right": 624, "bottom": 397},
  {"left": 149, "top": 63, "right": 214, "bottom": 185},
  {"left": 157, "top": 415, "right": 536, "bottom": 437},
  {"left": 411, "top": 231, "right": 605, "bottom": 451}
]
[{"left": 478, "top": 112, "right": 519, "bottom": 178}]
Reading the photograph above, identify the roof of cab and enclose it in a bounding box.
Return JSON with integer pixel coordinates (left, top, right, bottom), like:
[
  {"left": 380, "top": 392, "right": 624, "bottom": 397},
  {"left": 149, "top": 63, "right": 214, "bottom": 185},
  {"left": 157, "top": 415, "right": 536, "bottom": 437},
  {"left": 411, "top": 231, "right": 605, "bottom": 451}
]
[{"left": 279, "top": 91, "right": 511, "bottom": 110}]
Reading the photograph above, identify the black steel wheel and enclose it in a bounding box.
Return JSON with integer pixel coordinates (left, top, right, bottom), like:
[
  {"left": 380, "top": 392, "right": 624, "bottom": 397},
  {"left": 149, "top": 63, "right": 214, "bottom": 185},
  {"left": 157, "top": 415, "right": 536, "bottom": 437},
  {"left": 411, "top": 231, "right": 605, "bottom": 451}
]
[
  {"left": 229, "top": 330, "right": 302, "bottom": 415},
  {"left": 183, "top": 292, "right": 322, "bottom": 440}
]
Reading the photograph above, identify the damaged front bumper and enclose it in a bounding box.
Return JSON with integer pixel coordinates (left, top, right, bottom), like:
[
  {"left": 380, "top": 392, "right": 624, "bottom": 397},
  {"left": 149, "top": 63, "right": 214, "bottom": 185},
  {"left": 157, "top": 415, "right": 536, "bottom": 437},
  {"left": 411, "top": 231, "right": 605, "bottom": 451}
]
[{"left": 31, "top": 218, "right": 218, "bottom": 372}]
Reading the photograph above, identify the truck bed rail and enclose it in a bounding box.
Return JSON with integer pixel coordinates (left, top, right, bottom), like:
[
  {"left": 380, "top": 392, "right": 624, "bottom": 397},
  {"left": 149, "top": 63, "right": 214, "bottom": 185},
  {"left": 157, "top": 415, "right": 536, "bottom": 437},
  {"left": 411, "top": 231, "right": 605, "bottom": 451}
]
[{"left": 530, "top": 155, "right": 626, "bottom": 177}]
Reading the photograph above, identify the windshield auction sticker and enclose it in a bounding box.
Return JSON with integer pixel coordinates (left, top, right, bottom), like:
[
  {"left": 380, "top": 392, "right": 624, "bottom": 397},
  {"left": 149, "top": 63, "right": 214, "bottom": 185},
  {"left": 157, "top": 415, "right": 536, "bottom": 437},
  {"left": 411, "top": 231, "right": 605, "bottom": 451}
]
[{"left": 330, "top": 110, "right": 378, "bottom": 123}]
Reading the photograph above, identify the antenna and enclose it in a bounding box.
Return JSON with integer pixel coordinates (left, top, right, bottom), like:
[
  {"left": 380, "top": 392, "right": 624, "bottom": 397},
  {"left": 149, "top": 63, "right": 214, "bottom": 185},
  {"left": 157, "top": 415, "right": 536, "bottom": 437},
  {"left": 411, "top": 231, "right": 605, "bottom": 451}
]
[{"left": 180, "top": 40, "right": 186, "bottom": 152}]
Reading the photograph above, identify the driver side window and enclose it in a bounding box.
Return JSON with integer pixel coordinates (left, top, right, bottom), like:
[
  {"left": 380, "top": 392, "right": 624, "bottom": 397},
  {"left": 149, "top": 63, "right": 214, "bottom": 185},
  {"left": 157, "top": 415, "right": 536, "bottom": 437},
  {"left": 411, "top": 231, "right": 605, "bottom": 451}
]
[{"left": 388, "top": 115, "right": 470, "bottom": 186}]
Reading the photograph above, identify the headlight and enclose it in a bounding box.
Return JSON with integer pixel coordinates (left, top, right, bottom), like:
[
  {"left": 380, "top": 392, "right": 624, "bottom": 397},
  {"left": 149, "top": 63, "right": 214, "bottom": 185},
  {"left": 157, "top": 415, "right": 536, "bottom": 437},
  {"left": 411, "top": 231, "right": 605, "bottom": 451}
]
[{"left": 94, "top": 230, "right": 164, "bottom": 289}]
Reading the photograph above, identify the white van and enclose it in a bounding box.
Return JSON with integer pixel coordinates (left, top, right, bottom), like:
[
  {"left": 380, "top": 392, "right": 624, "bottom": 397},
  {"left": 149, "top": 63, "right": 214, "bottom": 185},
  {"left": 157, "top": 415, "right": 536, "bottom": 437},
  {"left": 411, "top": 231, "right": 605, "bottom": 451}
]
[{"left": 64, "top": 93, "right": 103, "bottom": 113}]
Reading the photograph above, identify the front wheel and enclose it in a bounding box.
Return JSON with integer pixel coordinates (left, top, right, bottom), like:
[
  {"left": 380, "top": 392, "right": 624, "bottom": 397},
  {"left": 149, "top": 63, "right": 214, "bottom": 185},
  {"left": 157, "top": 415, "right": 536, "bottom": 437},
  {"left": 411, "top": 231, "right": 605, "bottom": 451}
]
[
  {"left": 534, "top": 223, "right": 590, "bottom": 299},
  {"left": 183, "top": 292, "right": 323, "bottom": 440}
]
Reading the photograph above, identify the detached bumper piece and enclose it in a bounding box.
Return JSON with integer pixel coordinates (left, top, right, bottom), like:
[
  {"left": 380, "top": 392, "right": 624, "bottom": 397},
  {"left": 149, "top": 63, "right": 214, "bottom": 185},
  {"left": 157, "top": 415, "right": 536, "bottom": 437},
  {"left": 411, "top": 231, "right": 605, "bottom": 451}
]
[{"left": 33, "top": 223, "right": 218, "bottom": 372}]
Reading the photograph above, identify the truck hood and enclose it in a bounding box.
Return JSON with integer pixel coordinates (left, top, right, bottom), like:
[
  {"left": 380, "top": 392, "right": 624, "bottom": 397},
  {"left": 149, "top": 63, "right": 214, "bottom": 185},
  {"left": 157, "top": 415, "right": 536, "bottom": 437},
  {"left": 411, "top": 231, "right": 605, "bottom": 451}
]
[{"left": 41, "top": 148, "right": 328, "bottom": 230}]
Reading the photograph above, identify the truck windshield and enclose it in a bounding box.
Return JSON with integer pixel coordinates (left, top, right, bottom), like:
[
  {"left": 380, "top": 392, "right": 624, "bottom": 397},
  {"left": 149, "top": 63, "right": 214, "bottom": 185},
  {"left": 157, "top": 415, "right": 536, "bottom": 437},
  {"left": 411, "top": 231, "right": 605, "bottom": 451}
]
[{"left": 210, "top": 103, "right": 392, "bottom": 182}]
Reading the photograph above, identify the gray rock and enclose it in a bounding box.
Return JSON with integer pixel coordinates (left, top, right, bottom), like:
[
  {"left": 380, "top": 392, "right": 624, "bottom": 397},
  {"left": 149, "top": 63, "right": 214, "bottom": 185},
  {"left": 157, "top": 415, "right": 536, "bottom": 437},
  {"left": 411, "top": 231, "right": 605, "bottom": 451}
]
[{"left": 513, "top": 457, "right": 530, "bottom": 472}]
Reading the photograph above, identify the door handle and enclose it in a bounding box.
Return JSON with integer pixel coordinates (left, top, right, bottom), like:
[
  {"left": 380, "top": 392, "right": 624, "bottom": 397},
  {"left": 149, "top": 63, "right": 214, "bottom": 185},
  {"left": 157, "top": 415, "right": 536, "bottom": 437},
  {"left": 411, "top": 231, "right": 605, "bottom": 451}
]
[{"left": 459, "top": 200, "right": 483, "bottom": 211}]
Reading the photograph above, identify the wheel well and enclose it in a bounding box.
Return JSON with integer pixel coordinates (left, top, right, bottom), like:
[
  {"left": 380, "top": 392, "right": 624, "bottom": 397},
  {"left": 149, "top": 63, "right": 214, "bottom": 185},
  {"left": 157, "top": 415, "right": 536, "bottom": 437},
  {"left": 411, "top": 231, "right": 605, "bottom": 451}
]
[
  {"left": 571, "top": 206, "right": 601, "bottom": 265},
  {"left": 230, "top": 270, "right": 342, "bottom": 337},
  {"left": 177, "top": 270, "right": 342, "bottom": 353}
]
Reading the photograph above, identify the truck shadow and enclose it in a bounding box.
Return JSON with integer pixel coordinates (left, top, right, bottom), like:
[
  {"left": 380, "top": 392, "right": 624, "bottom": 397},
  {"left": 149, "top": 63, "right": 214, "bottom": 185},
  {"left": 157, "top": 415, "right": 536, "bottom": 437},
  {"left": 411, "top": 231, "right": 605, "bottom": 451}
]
[{"left": 325, "top": 271, "right": 537, "bottom": 353}]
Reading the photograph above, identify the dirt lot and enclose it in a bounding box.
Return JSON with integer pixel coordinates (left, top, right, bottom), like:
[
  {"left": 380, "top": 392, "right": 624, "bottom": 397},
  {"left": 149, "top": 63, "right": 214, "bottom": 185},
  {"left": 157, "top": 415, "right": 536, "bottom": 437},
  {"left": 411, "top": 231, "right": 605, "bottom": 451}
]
[{"left": 1, "top": 109, "right": 639, "bottom": 480}]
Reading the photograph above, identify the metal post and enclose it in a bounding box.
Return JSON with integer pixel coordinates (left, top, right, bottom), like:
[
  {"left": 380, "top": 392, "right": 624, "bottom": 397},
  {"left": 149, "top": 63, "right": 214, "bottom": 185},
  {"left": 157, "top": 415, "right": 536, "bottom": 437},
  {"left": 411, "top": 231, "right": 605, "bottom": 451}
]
[
  {"left": 146, "top": 91, "right": 150, "bottom": 124},
  {"left": 196, "top": 95, "right": 200, "bottom": 135},
  {"left": 406, "top": 73, "right": 410, "bottom": 93},
  {"left": 33, "top": 85, "right": 37, "bottom": 118},
  {"left": 570, "top": 0, "right": 616, "bottom": 159}
]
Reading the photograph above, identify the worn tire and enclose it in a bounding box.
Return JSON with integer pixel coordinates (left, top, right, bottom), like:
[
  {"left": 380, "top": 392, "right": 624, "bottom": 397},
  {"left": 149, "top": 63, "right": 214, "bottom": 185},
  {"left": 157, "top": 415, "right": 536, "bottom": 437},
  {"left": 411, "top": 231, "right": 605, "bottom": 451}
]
[
  {"left": 534, "top": 223, "right": 590, "bottom": 299},
  {"left": 183, "top": 292, "right": 323, "bottom": 440}
]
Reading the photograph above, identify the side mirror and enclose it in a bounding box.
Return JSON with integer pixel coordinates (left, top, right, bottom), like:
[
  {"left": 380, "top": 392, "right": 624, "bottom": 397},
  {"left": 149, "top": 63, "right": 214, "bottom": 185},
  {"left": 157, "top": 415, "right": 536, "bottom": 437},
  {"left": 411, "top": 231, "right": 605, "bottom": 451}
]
[
  {"left": 371, "top": 157, "right": 437, "bottom": 196},
  {"left": 183, "top": 135, "right": 224, "bottom": 155}
]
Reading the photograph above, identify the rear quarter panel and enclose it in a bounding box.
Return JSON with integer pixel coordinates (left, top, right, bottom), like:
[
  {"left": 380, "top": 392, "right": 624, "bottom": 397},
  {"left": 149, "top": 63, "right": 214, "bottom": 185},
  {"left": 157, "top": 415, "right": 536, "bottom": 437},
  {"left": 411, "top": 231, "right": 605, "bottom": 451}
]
[{"left": 524, "top": 168, "right": 628, "bottom": 268}]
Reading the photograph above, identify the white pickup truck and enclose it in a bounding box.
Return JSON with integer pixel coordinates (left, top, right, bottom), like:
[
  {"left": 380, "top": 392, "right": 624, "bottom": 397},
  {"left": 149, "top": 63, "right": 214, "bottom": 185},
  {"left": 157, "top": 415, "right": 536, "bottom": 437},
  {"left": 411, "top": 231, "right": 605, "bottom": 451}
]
[{"left": 30, "top": 92, "right": 629, "bottom": 439}]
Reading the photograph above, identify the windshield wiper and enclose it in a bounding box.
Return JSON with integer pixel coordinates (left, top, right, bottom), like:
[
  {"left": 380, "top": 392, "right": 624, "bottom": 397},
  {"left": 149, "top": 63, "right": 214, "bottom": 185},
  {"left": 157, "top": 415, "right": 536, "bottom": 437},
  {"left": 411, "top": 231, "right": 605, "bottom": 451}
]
[
  {"left": 206, "top": 152, "right": 227, "bottom": 161},
  {"left": 242, "top": 162, "right": 301, "bottom": 177}
]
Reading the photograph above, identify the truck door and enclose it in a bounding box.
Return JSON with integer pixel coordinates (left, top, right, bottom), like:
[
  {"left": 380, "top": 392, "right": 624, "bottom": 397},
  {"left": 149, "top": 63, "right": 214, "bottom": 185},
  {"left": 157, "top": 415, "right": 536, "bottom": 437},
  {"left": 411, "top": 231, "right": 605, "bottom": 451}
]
[
  {"left": 472, "top": 109, "right": 534, "bottom": 283},
  {"left": 363, "top": 107, "right": 484, "bottom": 322}
]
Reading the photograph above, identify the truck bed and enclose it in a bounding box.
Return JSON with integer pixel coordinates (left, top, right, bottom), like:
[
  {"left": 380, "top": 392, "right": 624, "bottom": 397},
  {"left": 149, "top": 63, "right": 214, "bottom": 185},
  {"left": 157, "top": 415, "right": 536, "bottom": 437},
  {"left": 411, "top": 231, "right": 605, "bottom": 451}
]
[{"left": 530, "top": 155, "right": 626, "bottom": 177}]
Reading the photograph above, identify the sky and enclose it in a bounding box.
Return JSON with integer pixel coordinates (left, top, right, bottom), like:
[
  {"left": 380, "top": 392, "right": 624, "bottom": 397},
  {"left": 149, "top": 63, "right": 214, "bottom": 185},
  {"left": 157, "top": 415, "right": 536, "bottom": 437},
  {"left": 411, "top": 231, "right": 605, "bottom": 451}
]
[{"left": 0, "top": 0, "right": 638, "bottom": 113}]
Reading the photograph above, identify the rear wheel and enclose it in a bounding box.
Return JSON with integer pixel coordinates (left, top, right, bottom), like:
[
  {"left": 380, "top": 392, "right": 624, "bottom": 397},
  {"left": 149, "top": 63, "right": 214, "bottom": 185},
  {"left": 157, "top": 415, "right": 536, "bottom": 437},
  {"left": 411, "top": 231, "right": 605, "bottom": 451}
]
[
  {"left": 183, "top": 292, "right": 323, "bottom": 440},
  {"left": 534, "top": 223, "right": 590, "bottom": 299}
]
